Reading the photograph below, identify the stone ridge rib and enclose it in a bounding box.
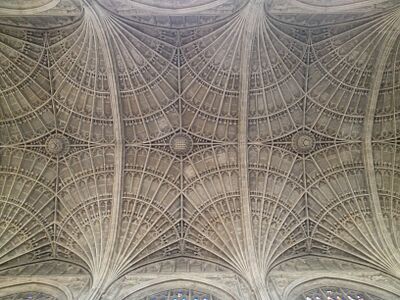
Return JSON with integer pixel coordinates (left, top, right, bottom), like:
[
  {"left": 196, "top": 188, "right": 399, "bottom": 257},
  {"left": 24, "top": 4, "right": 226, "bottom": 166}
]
[
  {"left": 237, "top": 0, "right": 271, "bottom": 299},
  {"left": 292, "top": 0, "right": 389, "bottom": 12},
  {"left": 362, "top": 11, "right": 400, "bottom": 277},
  {"left": 115, "top": 0, "right": 231, "bottom": 15},
  {"left": 0, "top": 0, "right": 60, "bottom": 15},
  {"left": 83, "top": 2, "right": 125, "bottom": 299}
]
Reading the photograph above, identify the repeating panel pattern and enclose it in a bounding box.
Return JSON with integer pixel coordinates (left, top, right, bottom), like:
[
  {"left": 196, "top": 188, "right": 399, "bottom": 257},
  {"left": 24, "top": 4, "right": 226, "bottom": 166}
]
[
  {"left": 96, "top": 0, "right": 245, "bottom": 27},
  {"left": 0, "top": 0, "right": 400, "bottom": 299},
  {"left": 0, "top": 148, "right": 55, "bottom": 267},
  {"left": 0, "top": 28, "right": 52, "bottom": 144},
  {"left": 55, "top": 146, "right": 115, "bottom": 271},
  {"left": 180, "top": 19, "right": 242, "bottom": 141},
  {"left": 183, "top": 145, "right": 243, "bottom": 266},
  {"left": 306, "top": 144, "right": 378, "bottom": 263},
  {"left": 297, "top": 286, "right": 383, "bottom": 300},
  {"left": 138, "top": 289, "right": 220, "bottom": 300},
  {"left": 48, "top": 20, "right": 115, "bottom": 142},
  {"left": 373, "top": 142, "right": 400, "bottom": 255},
  {"left": 113, "top": 147, "right": 181, "bottom": 274},
  {"left": 249, "top": 145, "right": 306, "bottom": 268},
  {"left": 248, "top": 18, "right": 306, "bottom": 141},
  {"left": 111, "top": 19, "right": 180, "bottom": 142}
]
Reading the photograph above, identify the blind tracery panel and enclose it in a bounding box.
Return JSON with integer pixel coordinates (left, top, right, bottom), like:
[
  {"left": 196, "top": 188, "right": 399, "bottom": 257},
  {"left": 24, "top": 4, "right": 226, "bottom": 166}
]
[
  {"left": 297, "top": 287, "right": 383, "bottom": 300},
  {"left": 139, "top": 289, "right": 219, "bottom": 300}
]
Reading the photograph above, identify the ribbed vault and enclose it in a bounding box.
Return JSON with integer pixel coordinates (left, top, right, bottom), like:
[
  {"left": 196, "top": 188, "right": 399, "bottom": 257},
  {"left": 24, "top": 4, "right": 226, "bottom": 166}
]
[{"left": 0, "top": 0, "right": 400, "bottom": 299}]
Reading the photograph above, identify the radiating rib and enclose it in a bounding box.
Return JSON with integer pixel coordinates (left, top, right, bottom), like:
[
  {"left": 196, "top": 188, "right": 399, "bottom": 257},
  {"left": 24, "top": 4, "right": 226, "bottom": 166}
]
[
  {"left": 0, "top": 28, "right": 53, "bottom": 144},
  {"left": 109, "top": 147, "right": 181, "bottom": 276},
  {"left": 96, "top": 0, "right": 245, "bottom": 28},
  {"left": 373, "top": 32, "right": 400, "bottom": 140},
  {"left": 307, "top": 10, "right": 400, "bottom": 140},
  {"left": 0, "top": 148, "right": 55, "bottom": 268},
  {"left": 56, "top": 146, "right": 115, "bottom": 272},
  {"left": 103, "top": 16, "right": 180, "bottom": 142},
  {"left": 48, "top": 19, "right": 114, "bottom": 142},
  {"left": 248, "top": 145, "right": 306, "bottom": 271},
  {"left": 373, "top": 143, "right": 400, "bottom": 258},
  {"left": 306, "top": 143, "right": 400, "bottom": 272},
  {"left": 248, "top": 17, "right": 306, "bottom": 141},
  {"left": 182, "top": 145, "right": 251, "bottom": 271},
  {"left": 180, "top": 17, "right": 244, "bottom": 141}
]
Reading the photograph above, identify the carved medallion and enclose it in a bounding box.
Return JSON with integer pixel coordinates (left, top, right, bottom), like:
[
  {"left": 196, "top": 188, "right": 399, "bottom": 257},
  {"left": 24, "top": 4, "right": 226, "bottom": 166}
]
[
  {"left": 292, "top": 131, "right": 316, "bottom": 154},
  {"left": 46, "top": 134, "right": 70, "bottom": 157},
  {"left": 170, "top": 133, "right": 193, "bottom": 156}
]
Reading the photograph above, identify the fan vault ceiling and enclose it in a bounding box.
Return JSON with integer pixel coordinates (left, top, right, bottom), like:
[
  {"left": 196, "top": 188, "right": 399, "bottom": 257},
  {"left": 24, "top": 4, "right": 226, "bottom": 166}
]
[{"left": 0, "top": 0, "right": 400, "bottom": 299}]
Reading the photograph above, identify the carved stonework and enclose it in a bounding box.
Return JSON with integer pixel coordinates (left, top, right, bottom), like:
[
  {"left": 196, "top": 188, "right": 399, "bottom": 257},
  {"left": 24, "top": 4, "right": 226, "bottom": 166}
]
[
  {"left": 291, "top": 131, "right": 316, "bottom": 154},
  {"left": 169, "top": 132, "right": 193, "bottom": 156},
  {"left": 0, "top": 1, "right": 400, "bottom": 300},
  {"left": 45, "top": 134, "right": 70, "bottom": 157},
  {"left": 297, "top": 287, "right": 383, "bottom": 300}
]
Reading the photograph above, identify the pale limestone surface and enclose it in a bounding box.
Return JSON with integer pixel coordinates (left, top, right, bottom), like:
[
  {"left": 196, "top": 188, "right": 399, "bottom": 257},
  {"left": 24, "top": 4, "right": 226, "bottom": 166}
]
[{"left": 0, "top": 0, "right": 399, "bottom": 299}]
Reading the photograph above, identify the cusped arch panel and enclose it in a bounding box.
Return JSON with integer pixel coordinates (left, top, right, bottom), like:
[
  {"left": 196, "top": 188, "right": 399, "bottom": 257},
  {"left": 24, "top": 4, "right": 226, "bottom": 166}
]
[
  {"left": 57, "top": 146, "right": 115, "bottom": 211},
  {"left": 124, "top": 147, "right": 181, "bottom": 208},
  {"left": 286, "top": 277, "right": 399, "bottom": 300},
  {"left": 248, "top": 145, "right": 304, "bottom": 184},
  {"left": 181, "top": 146, "right": 242, "bottom": 268},
  {"left": 55, "top": 147, "right": 115, "bottom": 269},
  {"left": 183, "top": 145, "right": 239, "bottom": 209},
  {"left": 0, "top": 199, "right": 53, "bottom": 268},
  {"left": 250, "top": 196, "right": 307, "bottom": 268},
  {"left": 373, "top": 33, "right": 400, "bottom": 140},
  {"left": 57, "top": 146, "right": 115, "bottom": 191},
  {"left": 248, "top": 18, "right": 307, "bottom": 142},
  {"left": 0, "top": 148, "right": 56, "bottom": 268},
  {"left": 309, "top": 196, "right": 381, "bottom": 266},
  {"left": 306, "top": 13, "right": 395, "bottom": 140},
  {"left": 0, "top": 27, "right": 53, "bottom": 144},
  {"left": 113, "top": 147, "right": 181, "bottom": 273},
  {"left": 184, "top": 195, "right": 244, "bottom": 268},
  {"left": 305, "top": 144, "right": 367, "bottom": 208},
  {"left": 117, "top": 278, "right": 238, "bottom": 300},
  {"left": 181, "top": 18, "right": 242, "bottom": 94},
  {"left": 107, "top": 18, "right": 180, "bottom": 142},
  {"left": 48, "top": 18, "right": 114, "bottom": 142},
  {"left": 180, "top": 19, "right": 241, "bottom": 141},
  {"left": 248, "top": 145, "right": 307, "bottom": 268},
  {"left": 305, "top": 144, "right": 396, "bottom": 273},
  {"left": 96, "top": 0, "right": 245, "bottom": 27},
  {"left": 55, "top": 197, "right": 113, "bottom": 272},
  {"left": 49, "top": 13, "right": 182, "bottom": 143},
  {"left": 372, "top": 142, "right": 400, "bottom": 251},
  {"left": 138, "top": 288, "right": 221, "bottom": 300},
  {"left": 111, "top": 197, "right": 180, "bottom": 275}
]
